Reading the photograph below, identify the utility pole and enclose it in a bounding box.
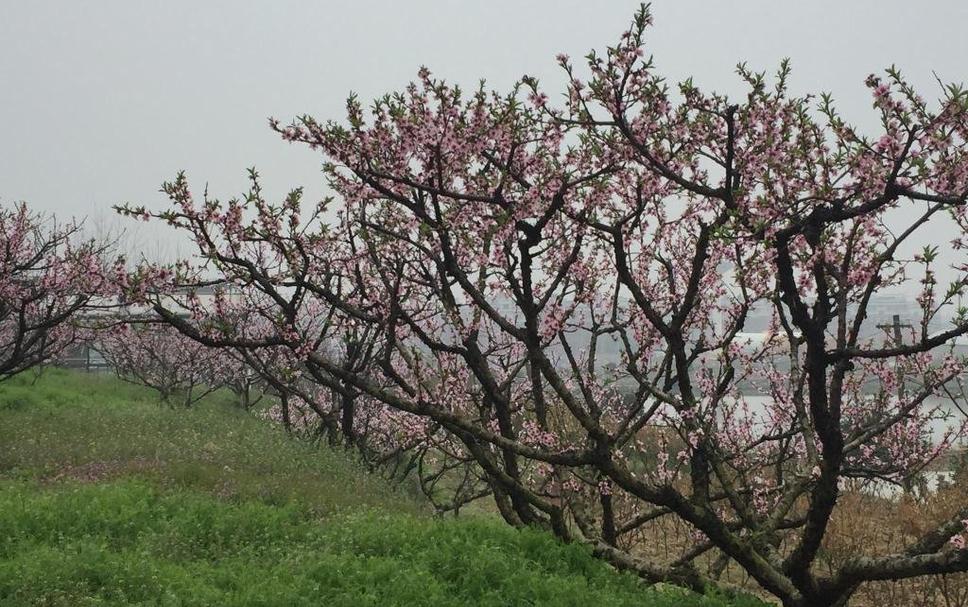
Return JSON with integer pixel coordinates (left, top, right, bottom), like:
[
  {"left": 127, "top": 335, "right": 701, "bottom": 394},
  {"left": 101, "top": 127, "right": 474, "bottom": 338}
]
[
  {"left": 876, "top": 314, "right": 912, "bottom": 347},
  {"left": 876, "top": 313, "right": 921, "bottom": 494},
  {"left": 876, "top": 314, "right": 914, "bottom": 401}
]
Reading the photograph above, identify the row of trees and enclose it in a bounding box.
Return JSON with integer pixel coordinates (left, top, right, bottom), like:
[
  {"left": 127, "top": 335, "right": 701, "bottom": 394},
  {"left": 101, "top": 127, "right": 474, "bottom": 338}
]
[
  {"left": 95, "top": 324, "right": 262, "bottom": 409},
  {"left": 95, "top": 312, "right": 490, "bottom": 514},
  {"left": 3, "top": 6, "right": 968, "bottom": 606}
]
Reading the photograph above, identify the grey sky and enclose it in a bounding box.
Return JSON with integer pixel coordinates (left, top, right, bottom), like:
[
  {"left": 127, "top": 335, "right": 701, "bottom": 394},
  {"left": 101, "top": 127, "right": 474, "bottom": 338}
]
[{"left": 2, "top": 1, "right": 968, "bottom": 257}]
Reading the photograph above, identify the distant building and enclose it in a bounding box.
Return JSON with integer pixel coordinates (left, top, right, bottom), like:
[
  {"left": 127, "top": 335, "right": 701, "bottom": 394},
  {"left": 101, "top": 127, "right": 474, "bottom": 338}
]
[{"left": 56, "top": 283, "right": 240, "bottom": 372}]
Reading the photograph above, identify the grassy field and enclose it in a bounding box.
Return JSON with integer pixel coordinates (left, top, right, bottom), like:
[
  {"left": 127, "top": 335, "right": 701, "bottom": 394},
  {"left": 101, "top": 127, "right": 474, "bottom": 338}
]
[{"left": 0, "top": 369, "right": 764, "bottom": 606}]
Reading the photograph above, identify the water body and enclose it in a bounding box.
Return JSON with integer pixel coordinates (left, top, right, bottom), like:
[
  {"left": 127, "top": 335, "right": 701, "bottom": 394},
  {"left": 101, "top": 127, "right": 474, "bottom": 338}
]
[
  {"left": 735, "top": 394, "right": 966, "bottom": 499},
  {"left": 737, "top": 394, "right": 967, "bottom": 448}
]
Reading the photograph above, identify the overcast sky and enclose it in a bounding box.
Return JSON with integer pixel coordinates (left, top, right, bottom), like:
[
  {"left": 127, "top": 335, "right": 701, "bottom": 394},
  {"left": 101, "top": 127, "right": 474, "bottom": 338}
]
[{"left": 2, "top": 1, "right": 968, "bottom": 259}]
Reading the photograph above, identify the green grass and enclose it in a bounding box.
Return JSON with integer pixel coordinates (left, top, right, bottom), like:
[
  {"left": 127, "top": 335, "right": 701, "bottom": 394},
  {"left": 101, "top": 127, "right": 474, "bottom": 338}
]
[
  {"left": 0, "top": 369, "right": 765, "bottom": 606},
  {"left": 0, "top": 368, "right": 411, "bottom": 515}
]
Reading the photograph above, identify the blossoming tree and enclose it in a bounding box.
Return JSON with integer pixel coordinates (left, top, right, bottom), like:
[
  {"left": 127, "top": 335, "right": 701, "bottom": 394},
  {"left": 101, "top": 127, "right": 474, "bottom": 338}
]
[
  {"left": 0, "top": 203, "right": 112, "bottom": 380},
  {"left": 119, "top": 6, "right": 968, "bottom": 605},
  {"left": 96, "top": 323, "right": 231, "bottom": 407}
]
